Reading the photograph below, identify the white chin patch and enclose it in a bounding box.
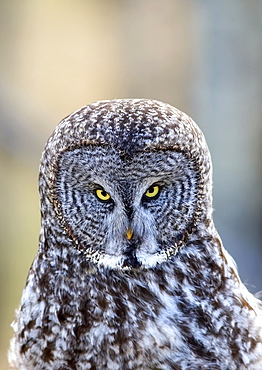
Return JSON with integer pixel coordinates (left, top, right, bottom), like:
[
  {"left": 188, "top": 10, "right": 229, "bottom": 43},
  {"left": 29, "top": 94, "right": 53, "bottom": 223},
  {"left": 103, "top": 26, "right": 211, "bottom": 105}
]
[
  {"left": 136, "top": 251, "right": 170, "bottom": 268},
  {"left": 91, "top": 250, "right": 171, "bottom": 270}
]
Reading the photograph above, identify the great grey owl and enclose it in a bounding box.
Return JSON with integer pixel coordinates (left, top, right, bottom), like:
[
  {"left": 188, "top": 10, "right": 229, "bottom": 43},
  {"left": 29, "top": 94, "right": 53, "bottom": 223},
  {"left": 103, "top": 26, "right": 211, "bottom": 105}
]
[{"left": 9, "top": 99, "right": 262, "bottom": 369}]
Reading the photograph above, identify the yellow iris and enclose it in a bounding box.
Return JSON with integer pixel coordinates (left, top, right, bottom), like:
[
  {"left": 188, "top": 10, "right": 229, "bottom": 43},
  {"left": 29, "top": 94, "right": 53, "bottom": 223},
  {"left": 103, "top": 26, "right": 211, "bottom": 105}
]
[
  {"left": 144, "top": 185, "right": 160, "bottom": 199},
  {"left": 95, "top": 189, "right": 111, "bottom": 201}
]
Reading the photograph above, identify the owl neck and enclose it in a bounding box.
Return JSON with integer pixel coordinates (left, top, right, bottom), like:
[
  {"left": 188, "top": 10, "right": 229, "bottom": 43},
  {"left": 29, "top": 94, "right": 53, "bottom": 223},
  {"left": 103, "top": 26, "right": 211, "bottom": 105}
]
[{"left": 36, "top": 216, "right": 239, "bottom": 299}]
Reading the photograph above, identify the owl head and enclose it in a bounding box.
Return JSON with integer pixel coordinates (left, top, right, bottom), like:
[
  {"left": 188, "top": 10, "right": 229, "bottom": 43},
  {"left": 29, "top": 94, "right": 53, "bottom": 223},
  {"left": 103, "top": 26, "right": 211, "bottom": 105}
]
[{"left": 40, "top": 99, "right": 212, "bottom": 269}]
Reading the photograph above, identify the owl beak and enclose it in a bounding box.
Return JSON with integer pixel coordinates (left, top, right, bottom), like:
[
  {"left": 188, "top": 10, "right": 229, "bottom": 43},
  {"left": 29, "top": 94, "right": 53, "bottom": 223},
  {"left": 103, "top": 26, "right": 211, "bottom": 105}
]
[{"left": 126, "top": 227, "right": 133, "bottom": 240}]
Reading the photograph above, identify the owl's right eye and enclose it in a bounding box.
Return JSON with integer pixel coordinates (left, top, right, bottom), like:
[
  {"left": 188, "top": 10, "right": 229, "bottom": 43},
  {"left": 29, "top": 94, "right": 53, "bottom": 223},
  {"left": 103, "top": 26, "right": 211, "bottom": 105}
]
[
  {"left": 95, "top": 189, "right": 112, "bottom": 202},
  {"left": 143, "top": 185, "right": 160, "bottom": 200}
]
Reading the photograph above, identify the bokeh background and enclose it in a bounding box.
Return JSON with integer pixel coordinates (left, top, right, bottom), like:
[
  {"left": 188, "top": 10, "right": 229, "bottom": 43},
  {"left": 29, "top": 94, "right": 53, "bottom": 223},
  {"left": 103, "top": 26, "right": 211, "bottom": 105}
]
[{"left": 0, "top": 1, "right": 262, "bottom": 368}]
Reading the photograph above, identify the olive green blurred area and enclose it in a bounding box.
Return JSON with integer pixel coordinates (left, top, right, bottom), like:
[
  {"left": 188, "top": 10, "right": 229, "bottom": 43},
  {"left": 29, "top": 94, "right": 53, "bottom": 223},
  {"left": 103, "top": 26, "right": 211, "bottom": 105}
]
[{"left": 1, "top": 1, "right": 262, "bottom": 368}]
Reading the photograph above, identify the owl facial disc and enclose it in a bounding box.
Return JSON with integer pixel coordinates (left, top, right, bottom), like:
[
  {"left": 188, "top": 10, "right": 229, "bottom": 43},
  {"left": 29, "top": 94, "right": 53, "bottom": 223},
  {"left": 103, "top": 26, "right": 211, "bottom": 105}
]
[{"left": 54, "top": 145, "right": 198, "bottom": 269}]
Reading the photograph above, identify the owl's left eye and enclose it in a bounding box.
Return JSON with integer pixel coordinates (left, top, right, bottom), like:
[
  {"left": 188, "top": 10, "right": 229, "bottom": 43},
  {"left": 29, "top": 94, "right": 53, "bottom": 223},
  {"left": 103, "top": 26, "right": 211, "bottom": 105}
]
[
  {"left": 95, "top": 189, "right": 112, "bottom": 202},
  {"left": 143, "top": 185, "right": 160, "bottom": 200}
]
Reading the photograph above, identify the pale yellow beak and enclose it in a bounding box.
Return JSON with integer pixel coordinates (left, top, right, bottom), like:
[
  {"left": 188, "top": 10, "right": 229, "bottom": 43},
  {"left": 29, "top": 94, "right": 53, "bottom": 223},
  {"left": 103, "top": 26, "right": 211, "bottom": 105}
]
[{"left": 126, "top": 228, "right": 133, "bottom": 240}]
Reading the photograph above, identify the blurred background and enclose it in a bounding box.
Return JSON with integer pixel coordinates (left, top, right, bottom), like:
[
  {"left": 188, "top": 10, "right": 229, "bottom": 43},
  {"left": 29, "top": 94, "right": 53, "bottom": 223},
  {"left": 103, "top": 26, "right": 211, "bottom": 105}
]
[{"left": 0, "top": 1, "right": 261, "bottom": 368}]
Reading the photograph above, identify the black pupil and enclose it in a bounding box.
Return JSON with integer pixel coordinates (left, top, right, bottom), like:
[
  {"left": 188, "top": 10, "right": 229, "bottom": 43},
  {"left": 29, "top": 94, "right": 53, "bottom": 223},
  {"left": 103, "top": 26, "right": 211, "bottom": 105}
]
[
  {"left": 148, "top": 186, "right": 154, "bottom": 193},
  {"left": 101, "top": 190, "right": 108, "bottom": 197}
]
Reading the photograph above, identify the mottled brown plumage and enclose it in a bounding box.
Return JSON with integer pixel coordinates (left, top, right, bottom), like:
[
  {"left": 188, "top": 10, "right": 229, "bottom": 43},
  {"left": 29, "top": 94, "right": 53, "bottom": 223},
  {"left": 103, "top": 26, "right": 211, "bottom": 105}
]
[{"left": 9, "top": 99, "right": 262, "bottom": 369}]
